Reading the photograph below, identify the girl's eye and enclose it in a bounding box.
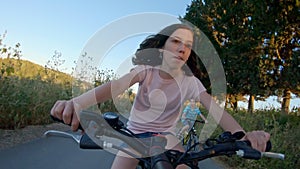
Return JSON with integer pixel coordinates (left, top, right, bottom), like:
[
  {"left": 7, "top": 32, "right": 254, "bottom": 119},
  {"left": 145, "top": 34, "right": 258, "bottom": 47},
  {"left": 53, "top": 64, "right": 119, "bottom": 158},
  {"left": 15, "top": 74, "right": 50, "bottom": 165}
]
[
  {"left": 185, "top": 44, "right": 192, "bottom": 49},
  {"left": 170, "top": 37, "right": 193, "bottom": 49},
  {"left": 172, "top": 39, "right": 181, "bottom": 44}
]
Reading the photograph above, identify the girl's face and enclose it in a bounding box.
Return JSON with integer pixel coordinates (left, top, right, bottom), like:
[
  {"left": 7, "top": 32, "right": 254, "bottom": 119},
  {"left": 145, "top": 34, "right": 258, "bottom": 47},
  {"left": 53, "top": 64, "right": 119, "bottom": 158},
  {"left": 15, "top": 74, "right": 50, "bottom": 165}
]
[{"left": 161, "top": 28, "right": 193, "bottom": 70}]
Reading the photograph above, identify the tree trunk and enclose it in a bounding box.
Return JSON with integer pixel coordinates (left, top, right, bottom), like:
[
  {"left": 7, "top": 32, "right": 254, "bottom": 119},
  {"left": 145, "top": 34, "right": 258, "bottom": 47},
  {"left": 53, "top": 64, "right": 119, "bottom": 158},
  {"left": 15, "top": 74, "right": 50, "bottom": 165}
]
[
  {"left": 281, "top": 89, "right": 291, "bottom": 114},
  {"left": 248, "top": 94, "right": 254, "bottom": 113},
  {"left": 225, "top": 94, "right": 229, "bottom": 109},
  {"left": 232, "top": 95, "right": 238, "bottom": 112},
  {"left": 225, "top": 94, "right": 238, "bottom": 111}
]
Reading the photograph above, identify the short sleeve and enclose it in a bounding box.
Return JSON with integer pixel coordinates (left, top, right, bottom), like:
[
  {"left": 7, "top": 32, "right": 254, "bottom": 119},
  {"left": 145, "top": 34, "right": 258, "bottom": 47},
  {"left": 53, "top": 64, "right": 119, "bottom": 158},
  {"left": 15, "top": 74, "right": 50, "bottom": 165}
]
[
  {"left": 183, "top": 107, "right": 188, "bottom": 113},
  {"left": 197, "top": 109, "right": 201, "bottom": 115},
  {"left": 189, "top": 77, "right": 206, "bottom": 102},
  {"left": 130, "top": 65, "right": 152, "bottom": 83}
]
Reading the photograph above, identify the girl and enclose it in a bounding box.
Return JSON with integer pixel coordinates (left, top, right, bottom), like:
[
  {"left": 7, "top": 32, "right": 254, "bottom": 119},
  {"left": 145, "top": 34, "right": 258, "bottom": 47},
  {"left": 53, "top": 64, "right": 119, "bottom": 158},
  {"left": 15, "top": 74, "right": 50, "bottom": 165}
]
[{"left": 51, "top": 23, "right": 270, "bottom": 169}]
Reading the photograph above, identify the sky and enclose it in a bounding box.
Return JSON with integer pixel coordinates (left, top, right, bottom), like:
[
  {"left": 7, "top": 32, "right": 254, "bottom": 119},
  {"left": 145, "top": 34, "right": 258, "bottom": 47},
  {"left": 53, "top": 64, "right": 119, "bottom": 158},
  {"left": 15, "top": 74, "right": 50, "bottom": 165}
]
[
  {"left": 1, "top": 0, "right": 299, "bottom": 110},
  {"left": 0, "top": 0, "right": 192, "bottom": 73}
]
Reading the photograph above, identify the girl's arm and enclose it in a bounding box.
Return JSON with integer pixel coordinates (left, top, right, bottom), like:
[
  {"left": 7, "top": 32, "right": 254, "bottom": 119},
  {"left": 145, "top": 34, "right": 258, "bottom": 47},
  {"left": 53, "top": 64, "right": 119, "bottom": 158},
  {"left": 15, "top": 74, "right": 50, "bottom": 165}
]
[
  {"left": 51, "top": 69, "right": 141, "bottom": 131},
  {"left": 199, "top": 113, "right": 208, "bottom": 123},
  {"left": 73, "top": 70, "right": 140, "bottom": 110},
  {"left": 199, "top": 91, "right": 244, "bottom": 133},
  {"left": 199, "top": 91, "right": 270, "bottom": 152}
]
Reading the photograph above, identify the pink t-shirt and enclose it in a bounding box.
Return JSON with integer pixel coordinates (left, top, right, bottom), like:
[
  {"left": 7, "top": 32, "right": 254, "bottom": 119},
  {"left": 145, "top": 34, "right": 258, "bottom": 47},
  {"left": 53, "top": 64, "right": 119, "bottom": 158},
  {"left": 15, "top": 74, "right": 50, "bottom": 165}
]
[{"left": 127, "top": 65, "right": 206, "bottom": 134}]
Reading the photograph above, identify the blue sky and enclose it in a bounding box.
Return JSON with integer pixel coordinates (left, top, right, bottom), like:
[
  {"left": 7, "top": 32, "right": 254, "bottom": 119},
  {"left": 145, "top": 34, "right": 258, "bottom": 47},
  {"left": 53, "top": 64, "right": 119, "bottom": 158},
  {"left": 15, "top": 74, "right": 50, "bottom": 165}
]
[{"left": 1, "top": 0, "right": 192, "bottom": 72}]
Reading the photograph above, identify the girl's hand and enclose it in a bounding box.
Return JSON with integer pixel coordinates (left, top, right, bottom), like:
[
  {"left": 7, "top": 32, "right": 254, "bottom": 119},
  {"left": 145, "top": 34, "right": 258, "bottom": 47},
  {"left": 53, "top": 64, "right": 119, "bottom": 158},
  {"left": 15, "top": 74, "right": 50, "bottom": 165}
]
[
  {"left": 50, "top": 99, "right": 80, "bottom": 131},
  {"left": 244, "top": 130, "right": 270, "bottom": 152}
]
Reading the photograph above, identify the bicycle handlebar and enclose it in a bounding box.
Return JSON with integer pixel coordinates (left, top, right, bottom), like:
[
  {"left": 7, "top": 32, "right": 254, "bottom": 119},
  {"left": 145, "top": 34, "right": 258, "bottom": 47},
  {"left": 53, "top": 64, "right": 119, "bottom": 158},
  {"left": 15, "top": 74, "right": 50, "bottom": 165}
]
[
  {"left": 50, "top": 111, "right": 285, "bottom": 169},
  {"left": 50, "top": 115, "right": 84, "bottom": 130},
  {"left": 183, "top": 118, "right": 205, "bottom": 124}
]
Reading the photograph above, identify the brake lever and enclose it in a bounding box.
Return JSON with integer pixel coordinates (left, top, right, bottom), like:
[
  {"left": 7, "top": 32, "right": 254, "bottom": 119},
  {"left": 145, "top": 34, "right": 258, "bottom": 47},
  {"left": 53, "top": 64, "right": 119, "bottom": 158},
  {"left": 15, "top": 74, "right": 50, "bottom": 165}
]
[{"left": 44, "top": 130, "right": 82, "bottom": 144}]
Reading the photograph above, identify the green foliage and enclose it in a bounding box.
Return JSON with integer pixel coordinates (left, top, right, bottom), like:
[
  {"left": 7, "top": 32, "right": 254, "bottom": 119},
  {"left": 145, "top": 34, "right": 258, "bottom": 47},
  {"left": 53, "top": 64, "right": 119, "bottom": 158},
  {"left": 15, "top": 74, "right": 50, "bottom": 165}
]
[
  {"left": 0, "top": 31, "right": 22, "bottom": 77},
  {"left": 94, "top": 69, "right": 133, "bottom": 114},
  {"left": 215, "top": 109, "right": 300, "bottom": 169},
  {"left": 0, "top": 76, "right": 71, "bottom": 129},
  {"left": 1, "top": 58, "right": 73, "bottom": 86},
  {"left": 184, "top": 0, "right": 300, "bottom": 113},
  {"left": 0, "top": 57, "right": 73, "bottom": 129},
  {"left": 0, "top": 57, "right": 130, "bottom": 129}
]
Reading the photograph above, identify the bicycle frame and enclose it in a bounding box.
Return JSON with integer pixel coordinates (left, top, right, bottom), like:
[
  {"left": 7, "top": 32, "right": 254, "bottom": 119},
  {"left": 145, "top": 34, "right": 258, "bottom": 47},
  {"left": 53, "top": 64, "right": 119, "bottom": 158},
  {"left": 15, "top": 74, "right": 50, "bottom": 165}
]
[{"left": 182, "top": 119, "right": 205, "bottom": 151}]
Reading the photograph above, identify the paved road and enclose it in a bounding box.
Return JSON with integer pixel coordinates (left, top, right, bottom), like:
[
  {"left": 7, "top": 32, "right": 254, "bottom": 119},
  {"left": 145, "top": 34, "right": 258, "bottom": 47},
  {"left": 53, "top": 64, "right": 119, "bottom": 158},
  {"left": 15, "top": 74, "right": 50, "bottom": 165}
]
[{"left": 0, "top": 132, "right": 224, "bottom": 169}]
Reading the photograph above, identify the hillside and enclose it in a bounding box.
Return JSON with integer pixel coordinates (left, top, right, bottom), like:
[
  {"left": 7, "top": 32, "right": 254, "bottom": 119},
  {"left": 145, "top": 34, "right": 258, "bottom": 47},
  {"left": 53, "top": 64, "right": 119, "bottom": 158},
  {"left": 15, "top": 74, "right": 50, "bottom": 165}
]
[
  {"left": 0, "top": 58, "right": 76, "bottom": 129},
  {"left": 0, "top": 58, "right": 73, "bottom": 84}
]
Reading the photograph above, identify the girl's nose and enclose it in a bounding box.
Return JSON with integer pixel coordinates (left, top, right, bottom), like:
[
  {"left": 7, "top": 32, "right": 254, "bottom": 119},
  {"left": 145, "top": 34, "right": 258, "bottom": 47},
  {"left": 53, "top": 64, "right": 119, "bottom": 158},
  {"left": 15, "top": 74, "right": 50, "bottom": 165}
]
[{"left": 178, "top": 43, "right": 187, "bottom": 54}]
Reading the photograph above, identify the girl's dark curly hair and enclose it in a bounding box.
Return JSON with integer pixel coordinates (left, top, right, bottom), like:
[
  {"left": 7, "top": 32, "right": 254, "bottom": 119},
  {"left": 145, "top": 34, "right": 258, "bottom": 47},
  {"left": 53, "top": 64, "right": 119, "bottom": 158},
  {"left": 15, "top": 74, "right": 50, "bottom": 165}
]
[{"left": 132, "top": 23, "right": 201, "bottom": 77}]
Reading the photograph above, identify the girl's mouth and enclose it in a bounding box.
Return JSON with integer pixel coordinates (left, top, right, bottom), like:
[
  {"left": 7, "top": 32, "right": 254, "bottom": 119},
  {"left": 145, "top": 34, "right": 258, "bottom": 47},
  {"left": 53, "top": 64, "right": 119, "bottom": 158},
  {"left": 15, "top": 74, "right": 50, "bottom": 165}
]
[{"left": 176, "top": 56, "right": 185, "bottom": 61}]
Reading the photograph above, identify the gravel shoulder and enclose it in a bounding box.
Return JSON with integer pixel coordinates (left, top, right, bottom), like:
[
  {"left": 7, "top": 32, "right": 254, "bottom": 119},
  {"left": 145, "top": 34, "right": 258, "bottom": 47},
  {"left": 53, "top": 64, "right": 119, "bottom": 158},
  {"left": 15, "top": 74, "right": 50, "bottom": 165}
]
[{"left": 0, "top": 123, "right": 70, "bottom": 150}]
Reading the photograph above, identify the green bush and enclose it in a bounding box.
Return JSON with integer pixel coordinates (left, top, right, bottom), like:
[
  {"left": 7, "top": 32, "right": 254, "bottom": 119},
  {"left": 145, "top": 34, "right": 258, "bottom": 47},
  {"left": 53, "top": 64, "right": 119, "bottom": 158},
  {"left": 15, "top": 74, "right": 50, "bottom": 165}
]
[
  {"left": 0, "top": 76, "right": 71, "bottom": 129},
  {"left": 216, "top": 109, "right": 300, "bottom": 169}
]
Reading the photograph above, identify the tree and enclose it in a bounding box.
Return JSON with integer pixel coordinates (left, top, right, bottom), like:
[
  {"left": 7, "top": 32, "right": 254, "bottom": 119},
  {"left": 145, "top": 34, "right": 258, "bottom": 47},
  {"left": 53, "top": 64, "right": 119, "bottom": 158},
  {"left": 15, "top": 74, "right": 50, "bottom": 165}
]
[
  {"left": 184, "top": 0, "right": 268, "bottom": 112},
  {"left": 256, "top": 0, "right": 300, "bottom": 114},
  {"left": 184, "top": 0, "right": 300, "bottom": 113}
]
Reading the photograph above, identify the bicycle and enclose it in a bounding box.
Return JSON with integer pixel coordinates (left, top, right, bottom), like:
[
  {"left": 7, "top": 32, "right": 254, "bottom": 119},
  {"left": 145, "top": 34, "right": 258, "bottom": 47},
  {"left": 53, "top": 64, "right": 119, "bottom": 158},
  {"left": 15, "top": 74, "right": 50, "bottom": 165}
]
[
  {"left": 45, "top": 110, "right": 285, "bottom": 169},
  {"left": 180, "top": 119, "right": 205, "bottom": 152}
]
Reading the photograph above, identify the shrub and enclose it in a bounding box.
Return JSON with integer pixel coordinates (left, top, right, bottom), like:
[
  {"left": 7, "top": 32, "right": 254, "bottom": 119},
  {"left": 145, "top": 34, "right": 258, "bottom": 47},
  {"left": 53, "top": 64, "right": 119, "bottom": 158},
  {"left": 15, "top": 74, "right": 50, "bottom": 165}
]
[
  {"left": 0, "top": 76, "right": 71, "bottom": 129},
  {"left": 216, "top": 109, "right": 300, "bottom": 169}
]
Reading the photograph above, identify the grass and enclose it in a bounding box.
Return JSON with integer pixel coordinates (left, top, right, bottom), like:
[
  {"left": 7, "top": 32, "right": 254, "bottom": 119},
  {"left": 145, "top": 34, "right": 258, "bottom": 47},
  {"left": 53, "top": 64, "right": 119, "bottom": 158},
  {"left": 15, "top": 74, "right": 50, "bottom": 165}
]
[
  {"left": 0, "top": 76, "right": 71, "bottom": 129},
  {"left": 203, "top": 109, "right": 300, "bottom": 169}
]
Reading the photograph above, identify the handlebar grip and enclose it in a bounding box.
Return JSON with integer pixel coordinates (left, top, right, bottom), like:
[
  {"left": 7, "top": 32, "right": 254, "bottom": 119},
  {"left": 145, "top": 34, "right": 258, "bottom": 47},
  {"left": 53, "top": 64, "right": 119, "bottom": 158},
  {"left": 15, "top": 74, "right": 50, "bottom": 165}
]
[
  {"left": 244, "top": 140, "right": 272, "bottom": 152},
  {"left": 79, "top": 133, "right": 103, "bottom": 149},
  {"left": 195, "top": 120, "right": 205, "bottom": 123},
  {"left": 235, "top": 141, "right": 272, "bottom": 160},
  {"left": 50, "top": 115, "right": 83, "bottom": 130}
]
